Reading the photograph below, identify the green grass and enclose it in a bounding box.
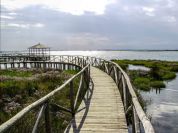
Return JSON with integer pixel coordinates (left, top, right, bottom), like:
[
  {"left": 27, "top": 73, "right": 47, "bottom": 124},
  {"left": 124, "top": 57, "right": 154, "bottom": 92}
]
[
  {"left": 150, "top": 81, "right": 165, "bottom": 88},
  {"left": 0, "top": 68, "right": 86, "bottom": 132},
  {"left": 161, "top": 71, "right": 176, "bottom": 80},
  {"left": 113, "top": 59, "right": 178, "bottom": 91},
  {"left": 64, "top": 70, "right": 79, "bottom": 75},
  {"left": 133, "top": 77, "right": 150, "bottom": 91},
  {"left": 0, "top": 70, "right": 33, "bottom": 77}
]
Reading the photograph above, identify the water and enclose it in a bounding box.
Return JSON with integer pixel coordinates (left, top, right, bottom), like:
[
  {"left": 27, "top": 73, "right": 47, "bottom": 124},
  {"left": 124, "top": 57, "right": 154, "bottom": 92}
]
[
  {"left": 128, "top": 65, "right": 178, "bottom": 133},
  {"left": 128, "top": 64, "right": 150, "bottom": 71},
  {"left": 142, "top": 75, "right": 178, "bottom": 133},
  {"left": 51, "top": 50, "right": 178, "bottom": 132},
  {"left": 51, "top": 50, "right": 178, "bottom": 61}
]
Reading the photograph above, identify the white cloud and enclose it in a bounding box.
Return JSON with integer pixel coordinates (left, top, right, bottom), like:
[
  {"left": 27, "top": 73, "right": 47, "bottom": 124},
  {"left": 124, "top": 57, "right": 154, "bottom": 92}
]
[
  {"left": 8, "top": 12, "right": 17, "bottom": 16},
  {"left": 65, "top": 33, "right": 110, "bottom": 49},
  {"left": 167, "top": 0, "right": 175, "bottom": 8},
  {"left": 33, "top": 23, "right": 45, "bottom": 28},
  {"left": 123, "top": 6, "right": 129, "bottom": 11},
  {"left": 7, "top": 23, "right": 30, "bottom": 28},
  {"left": 5, "top": 23, "right": 45, "bottom": 29},
  {"left": 142, "top": 7, "right": 155, "bottom": 12},
  {"left": 1, "top": 0, "right": 116, "bottom": 15},
  {"left": 142, "top": 7, "right": 155, "bottom": 16},
  {"left": 1, "top": 15, "right": 14, "bottom": 19},
  {"left": 166, "top": 16, "right": 176, "bottom": 22}
]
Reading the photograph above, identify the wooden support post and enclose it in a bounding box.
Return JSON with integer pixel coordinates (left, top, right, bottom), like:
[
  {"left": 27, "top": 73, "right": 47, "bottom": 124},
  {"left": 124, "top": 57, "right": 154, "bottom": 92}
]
[
  {"left": 74, "top": 74, "right": 83, "bottom": 110},
  {"left": 70, "top": 81, "right": 75, "bottom": 117},
  {"left": 133, "top": 106, "right": 140, "bottom": 133},
  {"left": 122, "top": 75, "right": 127, "bottom": 110},
  {"left": 45, "top": 101, "right": 51, "bottom": 133},
  {"left": 114, "top": 66, "right": 118, "bottom": 85},
  {"left": 63, "top": 64, "right": 65, "bottom": 70},
  {"left": 75, "top": 57, "right": 77, "bottom": 65},
  {"left": 132, "top": 105, "right": 141, "bottom": 133},
  {"left": 132, "top": 105, "right": 136, "bottom": 133},
  {"left": 68, "top": 64, "right": 69, "bottom": 70},
  {"left": 32, "top": 105, "right": 46, "bottom": 133}
]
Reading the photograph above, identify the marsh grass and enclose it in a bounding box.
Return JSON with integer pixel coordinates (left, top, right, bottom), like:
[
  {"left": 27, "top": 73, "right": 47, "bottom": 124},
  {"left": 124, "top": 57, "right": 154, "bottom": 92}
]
[
  {"left": 113, "top": 59, "right": 178, "bottom": 91},
  {"left": 0, "top": 69, "right": 33, "bottom": 77},
  {"left": 0, "top": 68, "right": 85, "bottom": 132}
]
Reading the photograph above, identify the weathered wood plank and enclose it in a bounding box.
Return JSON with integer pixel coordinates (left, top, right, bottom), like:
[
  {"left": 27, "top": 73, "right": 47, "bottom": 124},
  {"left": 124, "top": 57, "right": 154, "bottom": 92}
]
[{"left": 65, "top": 67, "right": 128, "bottom": 133}]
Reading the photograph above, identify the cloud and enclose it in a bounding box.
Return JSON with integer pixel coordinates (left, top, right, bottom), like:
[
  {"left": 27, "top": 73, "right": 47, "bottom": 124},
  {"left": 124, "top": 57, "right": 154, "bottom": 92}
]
[
  {"left": 3, "top": 23, "right": 45, "bottom": 29},
  {"left": 142, "top": 7, "right": 155, "bottom": 16},
  {"left": 1, "top": 0, "right": 178, "bottom": 50},
  {"left": 33, "top": 23, "right": 45, "bottom": 27},
  {"left": 142, "top": 7, "right": 155, "bottom": 12},
  {"left": 1, "top": 0, "right": 116, "bottom": 15},
  {"left": 8, "top": 12, "right": 17, "bottom": 16},
  {"left": 166, "top": 16, "right": 176, "bottom": 23},
  {"left": 65, "top": 33, "right": 110, "bottom": 49},
  {"left": 1, "top": 15, "right": 14, "bottom": 19}
]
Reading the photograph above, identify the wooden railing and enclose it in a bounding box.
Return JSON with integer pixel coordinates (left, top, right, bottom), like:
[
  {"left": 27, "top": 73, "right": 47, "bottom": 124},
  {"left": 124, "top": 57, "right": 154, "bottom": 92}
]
[
  {"left": 82, "top": 56, "right": 155, "bottom": 133},
  {"left": 0, "top": 55, "right": 90, "bottom": 133},
  {"left": 0, "top": 55, "right": 154, "bottom": 133}
]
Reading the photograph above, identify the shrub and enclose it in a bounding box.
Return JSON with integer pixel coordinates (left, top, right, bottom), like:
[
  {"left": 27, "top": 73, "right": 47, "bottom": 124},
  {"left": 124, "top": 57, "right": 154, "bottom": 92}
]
[
  {"left": 170, "top": 65, "right": 178, "bottom": 72},
  {"left": 133, "top": 78, "right": 150, "bottom": 91},
  {"left": 162, "top": 71, "right": 176, "bottom": 80},
  {"left": 150, "top": 81, "right": 166, "bottom": 88}
]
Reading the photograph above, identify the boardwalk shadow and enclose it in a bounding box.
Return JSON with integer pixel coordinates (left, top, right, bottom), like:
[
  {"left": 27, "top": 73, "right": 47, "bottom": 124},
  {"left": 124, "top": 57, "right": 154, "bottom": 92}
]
[{"left": 65, "top": 79, "right": 94, "bottom": 133}]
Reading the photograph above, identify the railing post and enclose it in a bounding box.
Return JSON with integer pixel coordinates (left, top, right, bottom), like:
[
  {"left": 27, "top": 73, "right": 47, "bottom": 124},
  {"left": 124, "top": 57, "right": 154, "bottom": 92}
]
[
  {"left": 132, "top": 105, "right": 140, "bottom": 133},
  {"left": 88, "top": 65, "right": 90, "bottom": 81},
  {"left": 114, "top": 66, "right": 118, "bottom": 85},
  {"left": 86, "top": 66, "right": 90, "bottom": 88},
  {"left": 45, "top": 101, "right": 51, "bottom": 133},
  {"left": 70, "top": 81, "right": 75, "bottom": 117},
  {"left": 132, "top": 104, "right": 136, "bottom": 133},
  {"left": 122, "top": 75, "right": 127, "bottom": 110},
  {"left": 32, "top": 105, "right": 46, "bottom": 133}
]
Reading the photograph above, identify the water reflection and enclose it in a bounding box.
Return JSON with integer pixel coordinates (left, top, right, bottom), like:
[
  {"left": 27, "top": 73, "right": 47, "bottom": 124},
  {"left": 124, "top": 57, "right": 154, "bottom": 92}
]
[
  {"left": 128, "top": 64, "right": 150, "bottom": 71},
  {"left": 127, "top": 64, "right": 178, "bottom": 132},
  {"left": 51, "top": 50, "right": 178, "bottom": 61},
  {"left": 142, "top": 74, "right": 178, "bottom": 133},
  {"left": 152, "top": 112, "right": 178, "bottom": 133}
]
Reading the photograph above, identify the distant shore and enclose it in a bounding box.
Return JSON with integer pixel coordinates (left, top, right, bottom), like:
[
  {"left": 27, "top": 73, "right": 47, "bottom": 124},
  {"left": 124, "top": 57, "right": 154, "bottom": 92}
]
[{"left": 1, "top": 49, "right": 178, "bottom": 52}]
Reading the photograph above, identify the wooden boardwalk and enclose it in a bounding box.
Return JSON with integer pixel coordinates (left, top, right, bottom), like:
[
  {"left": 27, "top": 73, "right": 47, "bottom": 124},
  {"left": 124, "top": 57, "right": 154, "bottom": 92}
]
[{"left": 65, "top": 67, "right": 128, "bottom": 133}]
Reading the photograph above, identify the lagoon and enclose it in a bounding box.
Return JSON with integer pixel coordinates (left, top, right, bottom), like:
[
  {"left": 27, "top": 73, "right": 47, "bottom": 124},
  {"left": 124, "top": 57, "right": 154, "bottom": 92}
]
[{"left": 51, "top": 50, "right": 178, "bottom": 61}]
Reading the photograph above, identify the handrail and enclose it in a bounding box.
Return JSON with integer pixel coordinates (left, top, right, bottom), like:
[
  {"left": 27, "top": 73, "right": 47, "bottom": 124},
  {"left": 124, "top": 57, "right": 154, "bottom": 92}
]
[
  {"left": 0, "top": 64, "right": 89, "bottom": 132},
  {"left": 87, "top": 56, "right": 154, "bottom": 132},
  {"left": 0, "top": 55, "right": 90, "bottom": 133},
  {"left": 0, "top": 54, "right": 154, "bottom": 133},
  {"left": 110, "top": 61, "right": 154, "bottom": 133}
]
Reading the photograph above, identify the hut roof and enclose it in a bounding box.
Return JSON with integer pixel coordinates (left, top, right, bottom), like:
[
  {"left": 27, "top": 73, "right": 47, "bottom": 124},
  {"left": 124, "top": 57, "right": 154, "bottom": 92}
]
[{"left": 28, "top": 43, "right": 49, "bottom": 49}]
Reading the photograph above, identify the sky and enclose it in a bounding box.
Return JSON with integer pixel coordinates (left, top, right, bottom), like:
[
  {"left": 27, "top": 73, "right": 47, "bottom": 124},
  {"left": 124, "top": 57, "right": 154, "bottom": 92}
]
[{"left": 0, "top": 0, "right": 178, "bottom": 50}]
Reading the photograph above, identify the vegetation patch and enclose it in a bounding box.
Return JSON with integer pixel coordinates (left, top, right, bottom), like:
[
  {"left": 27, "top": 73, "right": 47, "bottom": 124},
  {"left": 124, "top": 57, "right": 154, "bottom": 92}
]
[
  {"left": 133, "top": 77, "right": 150, "bottom": 91},
  {"left": 150, "top": 81, "right": 165, "bottom": 88},
  {"left": 0, "top": 69, "right": 33, "bottom": 77},
  {"left": 113, "top": 59, "right": 178, "bottom": 91},
  {"left": 0, "top": 68, "right": 84, "bottom": 132}
]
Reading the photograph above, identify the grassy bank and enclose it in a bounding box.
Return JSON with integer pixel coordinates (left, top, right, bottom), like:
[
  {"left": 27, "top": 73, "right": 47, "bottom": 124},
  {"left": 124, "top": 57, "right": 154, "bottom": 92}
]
[
  {"left": 0, "top": 68, "right": 84, "bottom": 132},
  {"left": 113, "top": 60, "right": 178, "bottom": 91}
]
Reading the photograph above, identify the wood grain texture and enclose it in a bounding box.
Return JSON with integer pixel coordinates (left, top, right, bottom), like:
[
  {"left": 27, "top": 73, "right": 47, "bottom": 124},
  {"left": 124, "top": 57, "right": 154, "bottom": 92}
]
[{"left": 65, "top": 67, "right": 128, "bottom": 133}]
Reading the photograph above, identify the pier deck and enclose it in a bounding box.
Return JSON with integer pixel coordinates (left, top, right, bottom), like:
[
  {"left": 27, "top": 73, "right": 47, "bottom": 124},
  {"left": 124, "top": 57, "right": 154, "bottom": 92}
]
[{"left": 65, "top": 67, "right": 128, "bottom": 133}]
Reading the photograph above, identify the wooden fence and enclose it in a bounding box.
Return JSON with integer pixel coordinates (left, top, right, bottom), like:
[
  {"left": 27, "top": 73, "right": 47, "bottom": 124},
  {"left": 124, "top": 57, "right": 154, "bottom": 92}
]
[{"left": 0, "top": 55, "right": 154, "bottom": 133}]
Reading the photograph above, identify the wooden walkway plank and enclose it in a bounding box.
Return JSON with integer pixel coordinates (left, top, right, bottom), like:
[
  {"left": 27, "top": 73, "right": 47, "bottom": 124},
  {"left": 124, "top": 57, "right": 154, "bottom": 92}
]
[{"left": 65, "top": 67, "right": 128, "bottom": 133}]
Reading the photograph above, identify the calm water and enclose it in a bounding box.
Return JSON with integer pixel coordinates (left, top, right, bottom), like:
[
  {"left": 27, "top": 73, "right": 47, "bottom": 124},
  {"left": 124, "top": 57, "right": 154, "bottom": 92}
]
[
  {"left": 51, "top": 50, "right": 178, "bottom": 61},
  {"left": 51, "top": 51, "right": 178, "bottom": 132},
  {"left": 142, "top": 75, "right": 178, "bottom": 133}
]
